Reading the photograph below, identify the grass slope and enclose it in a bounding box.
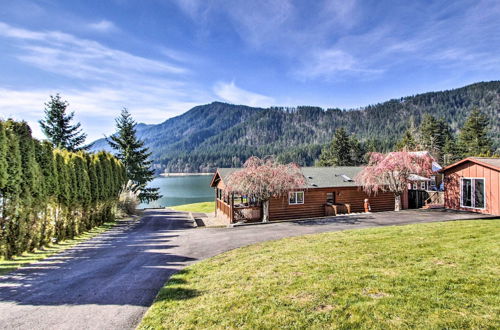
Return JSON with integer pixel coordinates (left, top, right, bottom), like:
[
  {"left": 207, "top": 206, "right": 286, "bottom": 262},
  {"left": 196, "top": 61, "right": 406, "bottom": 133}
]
[
  {"left": 140, "top": 220, "right": 499, "bottom": 329},
  {"left": 0, "top": 221, "right": 119, "bottom": 276},
  {"left": 171, "top": 202, "right": 215, "bottom": 213}
]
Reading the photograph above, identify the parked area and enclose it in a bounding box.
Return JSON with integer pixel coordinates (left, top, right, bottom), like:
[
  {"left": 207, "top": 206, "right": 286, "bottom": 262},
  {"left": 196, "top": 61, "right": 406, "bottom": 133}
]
[{"left": 0, "top": 209, "right": 494, "bottom": 329}]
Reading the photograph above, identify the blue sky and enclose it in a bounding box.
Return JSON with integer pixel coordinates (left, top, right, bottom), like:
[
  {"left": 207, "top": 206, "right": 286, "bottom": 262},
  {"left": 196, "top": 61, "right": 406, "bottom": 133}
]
[{"left": 0, "top": 0, "right": 499, "bottom": 141}]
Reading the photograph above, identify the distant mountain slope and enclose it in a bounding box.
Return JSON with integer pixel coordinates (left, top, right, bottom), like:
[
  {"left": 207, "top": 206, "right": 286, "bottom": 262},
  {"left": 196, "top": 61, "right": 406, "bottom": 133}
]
[{"left": 91, "top": 81, "right": 500, "bottom": 172}]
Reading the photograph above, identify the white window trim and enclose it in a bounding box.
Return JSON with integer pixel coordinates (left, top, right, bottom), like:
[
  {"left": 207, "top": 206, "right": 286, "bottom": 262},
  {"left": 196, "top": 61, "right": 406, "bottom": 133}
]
[
  {"left": 289, "top": 191, "right": 304, "bottom": 205},
  {"left": 460, "top": 177, "right": 486, "bottom": 210}
]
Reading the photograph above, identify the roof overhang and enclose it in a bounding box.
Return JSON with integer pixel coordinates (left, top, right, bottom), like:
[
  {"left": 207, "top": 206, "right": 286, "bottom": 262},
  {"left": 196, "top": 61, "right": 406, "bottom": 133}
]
[
  {"left": 408, "top": 174, "right": 432, "bottom": 181},
  {"left": 209, "top": 170, "right": 221, "bottom": 187},
  {"left": 440, "top": 157, "right": 500, "bottom": 173}
]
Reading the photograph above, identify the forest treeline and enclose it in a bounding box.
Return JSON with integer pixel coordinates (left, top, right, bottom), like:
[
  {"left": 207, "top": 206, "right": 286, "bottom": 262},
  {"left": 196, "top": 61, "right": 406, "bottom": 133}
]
[
  {"left": 90, "top": 81, "right": 500, "bottom": 173},
  {"left": 0, "top": 120, "right": 126, "bottom": 259}
]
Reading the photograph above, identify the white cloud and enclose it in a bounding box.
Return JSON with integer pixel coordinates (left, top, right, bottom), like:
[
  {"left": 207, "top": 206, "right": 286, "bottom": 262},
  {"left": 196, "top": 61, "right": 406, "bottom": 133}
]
[
  {"left": 0, "top": 22, "right": 211, "bottom": 141},
  {"left": 0, "top": 22, "right": 187, "bottom": 82},
  {"left": 87, "top": 20, "right": 118, "bottom": 33},
  {"left": 213, "top": 82, "right": 274, "bottom": 107},
  {"left": 295, "top": 49, "right": 382, "bottom": 80},
  {"left": 0, "top": 86, "right": 210, "bottom": 141}
]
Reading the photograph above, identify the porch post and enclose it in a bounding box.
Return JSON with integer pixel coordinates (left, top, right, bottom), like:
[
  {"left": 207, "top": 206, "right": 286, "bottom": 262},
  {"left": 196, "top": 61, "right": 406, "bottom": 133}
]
[
  {"left": 230, "top": 192, "right": 234, "bottom": 223},
  {"left": 214, "top": 189, "right": 217, "bottom": 215}
]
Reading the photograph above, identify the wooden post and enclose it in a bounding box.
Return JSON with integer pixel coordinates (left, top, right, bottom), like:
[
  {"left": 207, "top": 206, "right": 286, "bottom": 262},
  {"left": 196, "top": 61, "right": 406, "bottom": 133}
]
[
  {"left": 230, "top": 193, "right": 234, "bottom": 223},
  {"left": 214, "top": 189, "right": 217, "bottom": 215}
]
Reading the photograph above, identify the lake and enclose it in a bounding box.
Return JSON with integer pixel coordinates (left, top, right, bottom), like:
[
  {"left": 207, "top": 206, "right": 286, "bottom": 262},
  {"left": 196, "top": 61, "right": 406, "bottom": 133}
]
[{"left": 139, "top": 175, "right": 214, "bottom": 208}]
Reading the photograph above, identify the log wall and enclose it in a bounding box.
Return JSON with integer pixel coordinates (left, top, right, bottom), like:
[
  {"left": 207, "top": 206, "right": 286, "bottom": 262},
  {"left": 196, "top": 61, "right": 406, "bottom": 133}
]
[{"left": 268, "top": 187, "right": 396, "bottom": 221}]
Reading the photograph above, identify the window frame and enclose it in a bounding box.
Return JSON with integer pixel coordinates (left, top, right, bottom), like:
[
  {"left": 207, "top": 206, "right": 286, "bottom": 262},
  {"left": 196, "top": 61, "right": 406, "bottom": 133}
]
[
  {"left": 289, "top": 191, "right": 305, "bottom": 205},
  {"left": 460, "top": 177, "right": 486, "bottom": 210}
]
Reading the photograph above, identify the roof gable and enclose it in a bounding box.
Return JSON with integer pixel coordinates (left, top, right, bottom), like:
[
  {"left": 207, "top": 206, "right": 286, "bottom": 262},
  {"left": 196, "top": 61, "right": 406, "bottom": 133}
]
[{"left": 441, "top": 157, "right": 500, "bottom": 172}]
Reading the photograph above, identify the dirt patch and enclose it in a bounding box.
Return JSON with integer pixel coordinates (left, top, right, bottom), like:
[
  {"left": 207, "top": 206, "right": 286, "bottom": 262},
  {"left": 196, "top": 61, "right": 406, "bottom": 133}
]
[{"left": 315, "top": 304, "right": 335, "bottom": 312}]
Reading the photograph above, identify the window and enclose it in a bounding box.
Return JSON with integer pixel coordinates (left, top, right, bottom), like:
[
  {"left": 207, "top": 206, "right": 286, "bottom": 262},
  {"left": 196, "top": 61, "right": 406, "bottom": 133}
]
[
  {"left": 461, "top": 178, "right": 485, "bottom": 209},
  {"left": 326, "top": 192, "right": 335, "bottom": 204},
  {"left": 289, "top": 191, "right": 304, "bottom": 205},
  {"left": 420, "top": 182, "right": 426, "bottom": 190}
]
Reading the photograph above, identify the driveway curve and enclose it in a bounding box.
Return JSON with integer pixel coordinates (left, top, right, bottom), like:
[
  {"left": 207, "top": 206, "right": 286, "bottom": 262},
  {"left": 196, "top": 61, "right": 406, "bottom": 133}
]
[{"left": 0, "top": 209, "right": 490, "bottom": 329}]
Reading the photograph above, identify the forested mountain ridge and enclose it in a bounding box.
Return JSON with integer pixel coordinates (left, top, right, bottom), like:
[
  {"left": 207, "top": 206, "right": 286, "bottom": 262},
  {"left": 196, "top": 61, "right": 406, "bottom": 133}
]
[{"left": 91, "top": 81, "right": 500, "bottom": 173}]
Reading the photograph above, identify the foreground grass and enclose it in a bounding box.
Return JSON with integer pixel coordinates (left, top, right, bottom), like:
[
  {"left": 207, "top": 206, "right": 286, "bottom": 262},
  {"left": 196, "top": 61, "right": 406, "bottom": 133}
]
[
  {"left": 140, "top": 220, "right": 499, "bottom": 329},
  {"left": 171, "top": 201, "right": 215, "bottom": 213},
  {"left": 0, "top": 221, "right": 119, "bottom": 276}
]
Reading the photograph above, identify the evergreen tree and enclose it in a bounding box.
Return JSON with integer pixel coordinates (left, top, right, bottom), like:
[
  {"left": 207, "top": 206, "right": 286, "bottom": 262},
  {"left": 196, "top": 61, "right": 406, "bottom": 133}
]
[
  {"left": 415, "top": 114, "right": 458, "bottom": 164},
  {"left": 34, "top": 140, "right": 56, "bottom": 247},
  {"left": 442, "top": 136, "right": 461, "bottom": 166},
  {"left": 396, "top": 129, "right": 418, "bottom": 151},
  {"left": 108, "top": 109, "right": 160, "bottom": 202},
  {"left": 349, "top": 135, "right": 365, "bottom": 166},
  {"left": 317, "top": 128, "right": 354, "bottom": 166},
  {"left": 0, "top": 118, "right": 124, "bottom": 259},
  {"left": 458, "top": 108, "right": 494, "bottom": 156},
  {"left": 5, "top": 121, "right": 42, "bottom": 203},
  {"left": 39, "top": 94, "right": 88, "bottom": 151},
  {"left": 1, "top": 129, "right": 23, "bottom": 258},
  {"left": 418, "top": 114, "right": 440, "bottom": 154},
  {"left": 0, "top": 122, "right": 7, "bottom": 190}
]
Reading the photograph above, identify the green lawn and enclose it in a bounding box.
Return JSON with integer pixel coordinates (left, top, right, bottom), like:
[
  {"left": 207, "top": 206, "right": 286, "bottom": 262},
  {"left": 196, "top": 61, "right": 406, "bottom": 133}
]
[
  {"left": 0, "top": 221, "right": 120, "bottom": 276},
  {"left": 171, "top": 201, "right": 215, "bottom": 213},
  {"left": 140, "top": 220, "right": 500, "bottom": 329}
]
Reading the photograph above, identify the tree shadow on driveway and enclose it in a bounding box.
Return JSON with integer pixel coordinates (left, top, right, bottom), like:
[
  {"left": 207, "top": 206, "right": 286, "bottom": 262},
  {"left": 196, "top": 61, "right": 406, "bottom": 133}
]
[{"left": 0, "top": 211, "right": 199, "bottom": 307}]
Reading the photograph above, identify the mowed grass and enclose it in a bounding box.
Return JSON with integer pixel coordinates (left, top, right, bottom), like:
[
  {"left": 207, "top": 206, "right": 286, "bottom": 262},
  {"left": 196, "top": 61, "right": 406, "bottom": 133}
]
[
  {"left": 140, "top": 220, "right": 500, "bottom": 329},
  {"left": 0, "top": 221, "right": 119, "bottom": 276},
  {"left": 171, "top": 201, "right": 215, "bottom": 213}
]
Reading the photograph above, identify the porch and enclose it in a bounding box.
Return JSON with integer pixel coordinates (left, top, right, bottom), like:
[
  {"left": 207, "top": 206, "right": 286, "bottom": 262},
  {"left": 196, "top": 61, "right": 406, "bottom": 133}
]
[{"left": 215, "top": 188, "right": 262, "bottom": 224}]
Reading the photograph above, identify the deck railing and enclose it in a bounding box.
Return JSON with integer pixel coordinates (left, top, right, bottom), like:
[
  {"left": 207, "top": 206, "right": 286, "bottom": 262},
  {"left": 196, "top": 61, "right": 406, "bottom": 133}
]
[{"left": 216, "top": 199, "right": 233, "bottom": 221}]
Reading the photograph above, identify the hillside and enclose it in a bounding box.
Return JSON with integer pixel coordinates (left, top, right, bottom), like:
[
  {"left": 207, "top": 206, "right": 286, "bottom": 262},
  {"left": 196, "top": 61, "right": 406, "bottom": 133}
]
[{"left": 91, "top": 81, "right": 500, "bottom": 173}]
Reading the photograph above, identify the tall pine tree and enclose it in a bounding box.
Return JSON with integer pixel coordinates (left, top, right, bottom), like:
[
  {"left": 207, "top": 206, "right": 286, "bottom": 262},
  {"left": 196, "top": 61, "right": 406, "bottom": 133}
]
[
  {"left": 396, "top": 129, "right": 418, "bottom": 151},
  {"left": 317, "top": 128, "right": 355, "bottom": 166},
  {"left": 108, "top": 108, "right": 161, "bottom": 203},
  {"left": 39, "top": 94, "right": 88, "bottom": 151},
  {"left": 458, "top": 108, "right": 494, "bottom": 156}
]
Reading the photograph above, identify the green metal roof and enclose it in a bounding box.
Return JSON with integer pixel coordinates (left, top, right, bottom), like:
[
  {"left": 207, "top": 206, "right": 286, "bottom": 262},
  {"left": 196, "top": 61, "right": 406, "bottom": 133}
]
[{"left": 215, "top": 166, "right": 364, "bottom": 188}]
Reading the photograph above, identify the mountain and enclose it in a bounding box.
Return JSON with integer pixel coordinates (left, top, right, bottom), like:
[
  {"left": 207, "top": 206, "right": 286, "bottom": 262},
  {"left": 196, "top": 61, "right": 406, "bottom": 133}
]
[{"left": 91, "top": 81, "right": 500, "bottom": 173}]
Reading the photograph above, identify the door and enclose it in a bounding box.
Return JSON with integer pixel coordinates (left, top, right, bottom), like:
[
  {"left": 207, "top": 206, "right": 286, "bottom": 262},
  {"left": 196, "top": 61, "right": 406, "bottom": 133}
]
[{"left": 408, "top": 190, "right": 429, "bottom": 209}]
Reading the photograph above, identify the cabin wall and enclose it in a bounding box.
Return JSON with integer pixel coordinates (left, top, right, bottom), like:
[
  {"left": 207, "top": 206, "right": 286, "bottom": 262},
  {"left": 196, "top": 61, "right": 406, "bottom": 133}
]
[
  {"left": 268, "top": 187, "right": 396, "bottom": 221},
  {"left": 444, "top": 162, "right": 500, "bottom": 216}
]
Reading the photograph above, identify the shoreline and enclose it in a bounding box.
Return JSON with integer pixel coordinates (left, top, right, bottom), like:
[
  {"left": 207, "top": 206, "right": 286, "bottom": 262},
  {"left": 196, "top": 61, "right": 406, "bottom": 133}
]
[{"left": 160, "top": 172, "right": 213, "bottom": 177}]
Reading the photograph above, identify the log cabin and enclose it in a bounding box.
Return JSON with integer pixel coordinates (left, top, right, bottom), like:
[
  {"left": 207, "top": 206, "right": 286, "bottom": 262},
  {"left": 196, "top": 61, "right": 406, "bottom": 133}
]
[
  {"left": 441, "top": 157, "right": 500, "bottom": 216},
  {"left": 210, "top": 166, "right": 401, "bottom": 224}
]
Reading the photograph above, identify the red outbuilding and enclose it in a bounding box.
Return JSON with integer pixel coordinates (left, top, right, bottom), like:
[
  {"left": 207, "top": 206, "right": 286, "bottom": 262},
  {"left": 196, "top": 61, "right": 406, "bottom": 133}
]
[{"left": 441, "top": 157, "right": 500, "bottom": 216}]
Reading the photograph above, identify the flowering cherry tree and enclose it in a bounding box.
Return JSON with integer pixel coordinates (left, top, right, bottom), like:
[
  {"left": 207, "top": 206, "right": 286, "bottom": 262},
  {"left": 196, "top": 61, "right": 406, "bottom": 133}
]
[
  {"left": 356, "top": 151, "right": 435, "bottom": 211},
  {"left": 225, "top": 156, "right": 306, "bottom": 222}
]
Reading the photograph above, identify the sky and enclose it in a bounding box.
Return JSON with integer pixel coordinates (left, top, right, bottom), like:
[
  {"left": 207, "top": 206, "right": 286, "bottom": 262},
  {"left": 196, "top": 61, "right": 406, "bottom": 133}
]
[{"left": 0, "top": 0, "right": 499, "bottom": 141}]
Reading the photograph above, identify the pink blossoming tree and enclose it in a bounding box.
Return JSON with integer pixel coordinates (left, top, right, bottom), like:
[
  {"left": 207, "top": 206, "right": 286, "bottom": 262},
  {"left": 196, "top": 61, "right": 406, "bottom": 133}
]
[
  {"left": 225, "top": 156, "right": 306, "bottom": 222},
  {"left": 356, "top": 151, "right": 435, "bottom": 211}
]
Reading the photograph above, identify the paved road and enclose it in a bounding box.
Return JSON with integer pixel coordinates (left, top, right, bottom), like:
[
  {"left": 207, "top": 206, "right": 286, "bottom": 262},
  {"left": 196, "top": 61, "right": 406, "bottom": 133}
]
[{"left": 0, "top": 209, "right": 493, "bottom": 329}]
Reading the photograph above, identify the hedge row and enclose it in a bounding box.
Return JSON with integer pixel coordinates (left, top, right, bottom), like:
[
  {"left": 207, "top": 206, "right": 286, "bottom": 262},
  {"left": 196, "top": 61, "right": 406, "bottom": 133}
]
[{"left": 0, "top": 120, "right": 126, "bottom": 259}]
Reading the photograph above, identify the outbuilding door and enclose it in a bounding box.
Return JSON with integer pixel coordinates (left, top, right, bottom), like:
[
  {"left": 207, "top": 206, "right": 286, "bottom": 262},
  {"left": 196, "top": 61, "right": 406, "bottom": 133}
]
[{"left": 408, "top": 190, "right": 429, "bottom": 209}]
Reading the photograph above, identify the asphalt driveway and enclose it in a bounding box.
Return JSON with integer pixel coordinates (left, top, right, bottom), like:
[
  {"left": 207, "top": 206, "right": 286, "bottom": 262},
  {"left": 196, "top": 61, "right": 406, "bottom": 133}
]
[{"left": 0, "top": 209, "right": 493, "bottom": 329}]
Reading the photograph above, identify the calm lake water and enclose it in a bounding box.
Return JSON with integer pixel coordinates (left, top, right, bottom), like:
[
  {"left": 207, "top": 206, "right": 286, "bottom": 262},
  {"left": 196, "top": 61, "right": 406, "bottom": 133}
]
[{"left": 139, "top": 175, "right": 214, "bottom": 208}]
